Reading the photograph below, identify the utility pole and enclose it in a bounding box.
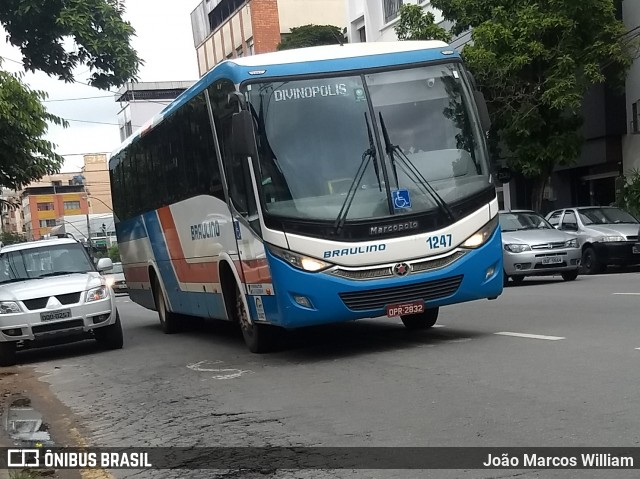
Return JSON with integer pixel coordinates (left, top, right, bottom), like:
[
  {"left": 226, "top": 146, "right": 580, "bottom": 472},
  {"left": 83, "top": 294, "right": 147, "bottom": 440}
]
[{"left": 84, "top": 180, "right": 93, "bottom": 261}]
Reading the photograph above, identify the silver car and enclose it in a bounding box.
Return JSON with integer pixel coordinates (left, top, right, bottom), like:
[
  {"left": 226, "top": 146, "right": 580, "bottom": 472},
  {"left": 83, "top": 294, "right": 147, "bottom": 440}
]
[
  {"left": 499, "top": 210, "right": 581, "bottom": 284},
  {"left": 104, "top": 262, "right": 128, "bottom": 294},
  {"left": 545, "top": 207, "right": 640, "bottom": 274}
]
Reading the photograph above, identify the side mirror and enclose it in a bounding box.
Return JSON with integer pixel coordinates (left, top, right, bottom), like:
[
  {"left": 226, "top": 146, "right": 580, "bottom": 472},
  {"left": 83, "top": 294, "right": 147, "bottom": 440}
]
[
  {"left": 231, "top": 110, "right": 258, "bottom": 158},
  {"left": 473, "top": 90, "right": 491, "bottom": 132},
  {"left": 96, "top": 257, "right": 113, "bottom": 272}
]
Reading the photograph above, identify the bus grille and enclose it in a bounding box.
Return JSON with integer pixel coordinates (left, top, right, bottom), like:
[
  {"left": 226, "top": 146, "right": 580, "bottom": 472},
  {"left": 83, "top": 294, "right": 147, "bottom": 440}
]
[
  {"left": 339, "top": 275, "right": 463, "bottom": 311},
  {"left": 328, "top": 250, "right": 466, "bottom": 281}
]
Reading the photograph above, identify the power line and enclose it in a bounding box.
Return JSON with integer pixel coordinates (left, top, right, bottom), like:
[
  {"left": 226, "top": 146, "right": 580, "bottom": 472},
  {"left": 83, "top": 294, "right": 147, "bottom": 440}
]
[{"left": 44, "top": 95, "right": 115, "bottom": 102}]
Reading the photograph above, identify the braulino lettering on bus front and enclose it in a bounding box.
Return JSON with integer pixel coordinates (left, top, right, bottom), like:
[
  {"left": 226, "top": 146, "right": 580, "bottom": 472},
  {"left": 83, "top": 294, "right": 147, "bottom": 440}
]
[
  {"left": 274, "top": 84, "right": 348, "bottom": 102},
  {"left": 190, "top": 221, "right": 220, "bottom": 240},
  {"left": 323, "top": 244, "right": 386, "bottom": 258}
]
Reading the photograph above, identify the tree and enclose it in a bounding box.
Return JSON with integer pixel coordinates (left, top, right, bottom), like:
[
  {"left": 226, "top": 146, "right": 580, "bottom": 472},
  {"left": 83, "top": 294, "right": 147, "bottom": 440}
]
[
  {"left": 0, "top": 0, "right": 141, "bottom": 190},
  {"left": 277, "top": 25, "right": 347, "bottom": 51},
  {"left": 395, "top": 4, "right": 451, "bottom": 43},
  {"left": 108, "top": 244, "right": 121, "bottom": 262},
  {"left": 425, "top": 0, "right": 634, "bottom": 211},
  {"left": 0, "top": 231, "right": 26, "bottom": 245}
]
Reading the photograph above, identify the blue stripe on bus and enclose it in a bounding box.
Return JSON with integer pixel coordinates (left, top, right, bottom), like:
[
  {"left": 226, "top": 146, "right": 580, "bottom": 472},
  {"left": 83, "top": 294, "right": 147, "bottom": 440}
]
[
  {"left": 115, "top": 216, "right": 148, "bottom": 242},
  {"left": 162, "top": 49, "right": 459, "bottom": 122},
  {"left": 143, "top": 210, "right": 227, "bottom": 320}
]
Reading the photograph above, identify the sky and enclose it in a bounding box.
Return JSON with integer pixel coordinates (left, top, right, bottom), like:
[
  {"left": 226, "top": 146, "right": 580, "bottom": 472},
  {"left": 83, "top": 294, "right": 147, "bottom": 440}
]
[{"left": 0, "top": 0, "right": 201, "bottom": 172}]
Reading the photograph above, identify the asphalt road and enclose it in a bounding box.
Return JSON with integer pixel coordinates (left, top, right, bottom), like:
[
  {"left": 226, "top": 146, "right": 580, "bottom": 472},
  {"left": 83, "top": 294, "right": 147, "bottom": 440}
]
[{"left": 15, "top": 269, "right": 640, "bottom": 478}]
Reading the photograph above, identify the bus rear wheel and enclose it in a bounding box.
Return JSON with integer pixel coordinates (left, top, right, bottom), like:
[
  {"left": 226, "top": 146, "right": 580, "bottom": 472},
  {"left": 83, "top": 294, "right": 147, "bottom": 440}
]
[
  {"left": 401, "top": 307, "right": 439, "bottom": 330},
  {"left": 235, "top": 285, "right": 280, "bottom": 353},
  {"left": 153, "top": 277, "right": 180, "bottom": 334}
]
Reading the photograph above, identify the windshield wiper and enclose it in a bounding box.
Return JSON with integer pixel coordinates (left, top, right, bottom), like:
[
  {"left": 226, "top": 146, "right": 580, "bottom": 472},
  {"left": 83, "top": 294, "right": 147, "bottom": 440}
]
[
  {"left": 38, "top": 271, "right": 83, "bottom": 278},
  {"left": 333, "top": 113, "right": 381, "bottom": 234},
  {"left": 378, "top": 112, "right": 456, "bottom": 222}
]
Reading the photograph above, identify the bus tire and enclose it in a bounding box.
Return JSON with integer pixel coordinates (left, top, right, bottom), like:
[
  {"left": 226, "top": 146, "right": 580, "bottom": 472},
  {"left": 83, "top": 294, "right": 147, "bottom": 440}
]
[
  {"left": 401, "top": 307, "right": 439, "bottom": 330},
  {"left": 234, "top": 284, "right": 280, "bottom": 353},
  {"left": 0, "top": 342, "right": 17, "bottom": 367},
  {"left": 94, "top": 311, "right": 124, "bottom": 350},
  {"left": 153, "top": 276, "right": 180, "bottom": 334}
]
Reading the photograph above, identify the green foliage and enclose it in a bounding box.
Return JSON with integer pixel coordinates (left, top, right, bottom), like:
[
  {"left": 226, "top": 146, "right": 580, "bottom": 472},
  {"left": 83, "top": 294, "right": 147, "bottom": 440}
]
[
  {"left": 0, "top": 69, "right": 66, "bottom": 189},
  {"left": 0, "top": 0, "right": 141, "bottom": 191},
  {"left": 0, "top": 0, "right": 141, "bottom": 89},
  {"left": 0, "top": 231, "right": 26, "bottom": 245},
  {"left": 619, "top": 169, "right": 640, "bottom": 217},
  {"left": 429, "top": 0, "right": 634, "bottom": 210},
  {"left": 108, "top": 244, "right": 121, "bottom": 262},
  {"left": 395, "top": 4, "right": 452, "bottom": 43},
  {"left": 277, "top": 25, "right": 347, "bottom": 51}
]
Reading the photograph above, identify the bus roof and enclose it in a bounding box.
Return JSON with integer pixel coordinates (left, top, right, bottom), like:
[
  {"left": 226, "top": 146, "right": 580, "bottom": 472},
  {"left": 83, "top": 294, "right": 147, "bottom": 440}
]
[{"left": 110, "top": 41, "right": 458, "bottom": 166}]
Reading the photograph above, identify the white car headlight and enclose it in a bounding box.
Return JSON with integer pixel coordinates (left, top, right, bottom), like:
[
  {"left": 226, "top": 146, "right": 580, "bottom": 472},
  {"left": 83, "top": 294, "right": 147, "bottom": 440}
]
[
  {"left": 598, "top": 236, "right": 625, "bottom": 242},
  {"left": 565, "top": 239, "right": 578, "bottom": 248},
  {"left": 0, "top": 301, "right": 21, "bottom": 314},
  {"left": 461, "top": 216, "right": 499, "bottom": 249},
  {"left": 504, "top": 244, "right": 532, "bottom": 253},
  {"left": 267, "top": 244, "right": 330, "bottom": 272},
  {"left": 86, "top": 286, "right": 109, "bottom": 302},
  {"left": 105, "top": 277, "right": 115, "bottom": 287}
]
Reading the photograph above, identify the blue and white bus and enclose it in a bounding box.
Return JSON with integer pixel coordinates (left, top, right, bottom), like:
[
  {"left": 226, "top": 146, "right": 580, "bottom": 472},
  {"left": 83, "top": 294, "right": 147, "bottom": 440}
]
[{"left": 109, "top": 41, "right": 503, "bottom": 352}]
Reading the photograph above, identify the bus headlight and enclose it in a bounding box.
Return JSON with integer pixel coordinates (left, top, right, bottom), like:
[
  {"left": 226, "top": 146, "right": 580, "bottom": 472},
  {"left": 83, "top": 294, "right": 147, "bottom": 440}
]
[
  {"left": 461, "top": 216, "right": 499, "bottom": 249},
  {"left": 267, "top": 245, "right": 330, "bottom": 272}
]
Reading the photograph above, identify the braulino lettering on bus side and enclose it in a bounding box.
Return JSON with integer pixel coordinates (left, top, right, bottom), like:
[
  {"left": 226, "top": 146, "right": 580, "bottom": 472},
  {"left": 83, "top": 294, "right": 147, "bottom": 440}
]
[
  {"left": 274, "top": 84, "right": 348, "bottom": 102},
  {"left": 190, "top": 221, "right": 221, "bottom": 240}
]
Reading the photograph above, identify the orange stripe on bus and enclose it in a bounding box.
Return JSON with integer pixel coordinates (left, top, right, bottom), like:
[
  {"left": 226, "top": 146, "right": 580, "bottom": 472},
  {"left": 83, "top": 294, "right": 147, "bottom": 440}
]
[
  {"left": 157, "top": 207, "right": 220, "bottom": 283},
  {"left": 124, "top": 265, "right": 150, "bottom": 283},
  {"left": 235, "top": 258, "right": 271, "bottom": 284}
]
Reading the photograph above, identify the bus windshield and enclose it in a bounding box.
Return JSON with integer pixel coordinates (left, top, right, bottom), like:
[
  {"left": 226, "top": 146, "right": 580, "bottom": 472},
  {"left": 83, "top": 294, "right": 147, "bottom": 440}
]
[{"left": 245, "top": 63, "right": 491, "bottom": 224}]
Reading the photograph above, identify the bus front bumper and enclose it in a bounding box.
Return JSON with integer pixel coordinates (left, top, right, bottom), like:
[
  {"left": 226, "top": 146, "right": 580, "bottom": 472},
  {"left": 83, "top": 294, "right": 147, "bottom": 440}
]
[{"left": 256, "top": 230, "right": 503, "bottom": 329}]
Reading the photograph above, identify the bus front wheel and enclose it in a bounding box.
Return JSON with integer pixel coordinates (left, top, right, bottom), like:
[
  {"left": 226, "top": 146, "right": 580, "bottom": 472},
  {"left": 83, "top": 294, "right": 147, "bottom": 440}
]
[
  {"left": 153, "top": 277, "right": 180, "bottom": 334},
  {"left": 235, "top": 285, "right": 280, "bottom": 353},
  {"left": 401, "top": 307, "right": 439, "bottom": 330}
]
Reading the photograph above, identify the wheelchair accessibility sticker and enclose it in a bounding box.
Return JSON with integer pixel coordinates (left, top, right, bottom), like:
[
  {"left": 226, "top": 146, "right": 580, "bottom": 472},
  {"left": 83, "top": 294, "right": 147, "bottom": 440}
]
[{"left": 392, "top": 189, "right": 411, "bottom": 209}]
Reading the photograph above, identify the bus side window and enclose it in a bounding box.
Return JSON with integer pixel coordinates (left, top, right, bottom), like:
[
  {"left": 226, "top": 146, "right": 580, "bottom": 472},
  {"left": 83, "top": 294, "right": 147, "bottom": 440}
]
[{"left": 209, "top": 81, "right": 259, "bottom": 224}]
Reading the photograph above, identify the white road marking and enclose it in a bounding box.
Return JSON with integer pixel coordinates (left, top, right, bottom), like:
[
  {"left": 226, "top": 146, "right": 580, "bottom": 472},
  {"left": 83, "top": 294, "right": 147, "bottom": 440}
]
[
  {"left": 495, "top": 332, "right": 565, "bottom": 341},
  {"left": 635, "top": 348, "right": 640, "bottom": 351},
  {"left": 612, "top": 293, "right": 640, "bottom": 296},
  {"left": 186, "top": 360, "right": 252, "bottom": 380},
  {"left": 432, "top": 324, "right": 446, "bottom": 328}
]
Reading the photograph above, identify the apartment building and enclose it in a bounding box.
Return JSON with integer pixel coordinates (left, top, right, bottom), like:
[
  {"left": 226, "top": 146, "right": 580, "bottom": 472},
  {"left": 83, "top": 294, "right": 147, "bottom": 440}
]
[
  {"left": 116, "top": 81, "right": 195, "bottom": 141},
  {"left": 22, "top": 184, "right": 89, "bottom": 240},
  {"left": 190, "top": 0, "right": 347, "bottom": 76},
  {"left": 82, "top": 154, "right": 113, "bottom": 214},
  {"left": 0, "top": 188, "right": 22, "bottom": 236}
]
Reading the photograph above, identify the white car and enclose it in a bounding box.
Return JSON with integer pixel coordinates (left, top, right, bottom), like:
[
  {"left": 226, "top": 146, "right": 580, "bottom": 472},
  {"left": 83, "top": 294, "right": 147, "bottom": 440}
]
[
  {"left": 103, "top": 262, "right": 128, "bottom": 294},
  {"left": 0, "top": 238, "right": 123, "bottom": 366}
]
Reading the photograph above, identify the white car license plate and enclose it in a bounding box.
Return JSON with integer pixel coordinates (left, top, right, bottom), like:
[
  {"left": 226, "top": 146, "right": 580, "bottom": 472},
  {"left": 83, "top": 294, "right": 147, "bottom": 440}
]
[
  {"left": 633, "top": 245, "right": 640, "bottom": 254},
  {"left": 40, "top": 309, "right": 72, "bottom": 322},
  {"left": 542, "top": 257, "right": 562, "bottom": 265}
]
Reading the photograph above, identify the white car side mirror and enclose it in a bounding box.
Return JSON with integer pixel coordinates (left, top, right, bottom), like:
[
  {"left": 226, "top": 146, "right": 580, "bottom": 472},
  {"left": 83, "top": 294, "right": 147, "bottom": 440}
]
[{"left": 97, "top": 258, "right": 113, "bottom": 272}]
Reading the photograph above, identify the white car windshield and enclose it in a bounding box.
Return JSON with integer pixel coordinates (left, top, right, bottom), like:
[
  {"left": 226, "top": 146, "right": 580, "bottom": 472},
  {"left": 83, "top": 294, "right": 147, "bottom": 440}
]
[
  {"left": 499, "top": 212, "right": 552, "bottom": 232},
  {"left": 0, "top": 243, "right": 94, "bottom": 284}
]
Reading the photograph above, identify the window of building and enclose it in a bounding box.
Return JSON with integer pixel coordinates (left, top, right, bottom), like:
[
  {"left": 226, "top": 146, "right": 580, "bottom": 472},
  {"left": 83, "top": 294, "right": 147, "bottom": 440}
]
[
  {"left": 52, "top": 180, "right": 62, "bottom": 187},
  {"left": 208, "top": 0, "right": 245, "bottom": 33},
  {"left": 358, "top": 26, "right": 366, "bottom": 43},
  {"left": 64, "top": 201, "right": 81, "bottom": 210},
  {"left": 632, "top": 101, "right": 639, "bottom": 134},
  {"left": 37, "top": 203, "right": 54, "bottom": 211},
  {"left": 236, "top": 46, "right": 244, "bottom": 57},
  {"left": 39, "top": 219, "right": 57, "bottom": 228},
  {"left": 246, "top": 37, "right": 254, "bottom": 55},
  {"left": 383, "top": 0, "right": 403, "bottom": 23}
]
